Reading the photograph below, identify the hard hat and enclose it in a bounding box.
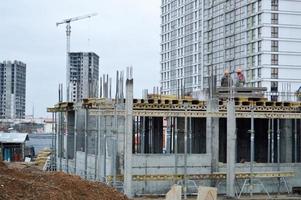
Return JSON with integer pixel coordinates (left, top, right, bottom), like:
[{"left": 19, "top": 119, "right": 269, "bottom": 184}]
[{"left": 236, "top": 68, "right": 242, "bottom": 73}]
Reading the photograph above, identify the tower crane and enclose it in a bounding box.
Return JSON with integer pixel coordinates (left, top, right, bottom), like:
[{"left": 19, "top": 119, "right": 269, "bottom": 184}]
[{"left": 56, "top": 13, "right": 98, "bottom": 101}]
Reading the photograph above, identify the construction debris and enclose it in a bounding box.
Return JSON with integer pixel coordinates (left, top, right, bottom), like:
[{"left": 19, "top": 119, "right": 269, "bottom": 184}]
[{"left": 0, "top": 161, "right": 128, "bottom": 200}]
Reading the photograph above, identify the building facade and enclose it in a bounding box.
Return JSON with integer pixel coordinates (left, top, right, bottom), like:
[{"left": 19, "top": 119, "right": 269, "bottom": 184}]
[
  {"left": 0, "top": 61, "right": 26, "bottom": 119},
  {"left": 161, "top": 0, "right": 301, "bottom": 99},
  {"left": 68, "top": 52, "right": 99, "bottom": 102},
  {"left": 161, "top": 0, "right": 203, "bottom": 96}
]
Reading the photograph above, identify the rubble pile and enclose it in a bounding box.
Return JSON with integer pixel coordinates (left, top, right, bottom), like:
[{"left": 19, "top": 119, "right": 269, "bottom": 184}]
[{"left": 0, "top": 162, "right": 128, "bottom": 200}]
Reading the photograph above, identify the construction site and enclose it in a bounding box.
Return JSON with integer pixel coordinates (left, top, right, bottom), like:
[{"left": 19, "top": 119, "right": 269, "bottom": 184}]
[{"left": 46, "top": 67, "right": 301, "bottom": 199}]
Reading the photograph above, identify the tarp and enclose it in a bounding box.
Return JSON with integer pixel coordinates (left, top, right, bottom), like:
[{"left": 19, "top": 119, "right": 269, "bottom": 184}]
[{"left": 0, "top": 133, "right": 29, "bottom": 144}]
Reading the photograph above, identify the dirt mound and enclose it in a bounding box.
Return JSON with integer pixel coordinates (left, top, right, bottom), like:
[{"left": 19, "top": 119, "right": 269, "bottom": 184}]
[{"left": 0, "top": 162, "right": 128, "bottom": 200}]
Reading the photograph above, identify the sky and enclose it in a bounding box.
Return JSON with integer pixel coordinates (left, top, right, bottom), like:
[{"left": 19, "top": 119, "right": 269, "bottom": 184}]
[{"left": 0, "top": 0, "right": 161, "bottom": 118}]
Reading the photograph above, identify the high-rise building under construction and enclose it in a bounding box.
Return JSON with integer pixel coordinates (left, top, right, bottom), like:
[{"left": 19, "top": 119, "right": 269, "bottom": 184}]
[
  {"left": 160, "top": 0, "right": 301, "bottom": 98},
  {"left": 0, "top": 61, "right": 26, "bottom": 119},
  {"left": 68, "top": 52, "right": 99, "bottom": 102}
]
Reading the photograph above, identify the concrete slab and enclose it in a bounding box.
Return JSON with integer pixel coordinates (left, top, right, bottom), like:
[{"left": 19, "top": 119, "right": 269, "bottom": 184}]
[
  {"left": 197, "top": 186, "right": 217, "bottom": 200},
  {"left": 165, "top": 185, "right": 182, "bottom": 200}
]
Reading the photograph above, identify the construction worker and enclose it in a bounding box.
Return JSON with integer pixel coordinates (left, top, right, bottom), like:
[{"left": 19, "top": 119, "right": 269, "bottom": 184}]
[
  {"left": 221, "top": 69, "right": 233, "bottom": 87},
  {"left": 235, "top": 68, "right": 245, "bottom": 87}
]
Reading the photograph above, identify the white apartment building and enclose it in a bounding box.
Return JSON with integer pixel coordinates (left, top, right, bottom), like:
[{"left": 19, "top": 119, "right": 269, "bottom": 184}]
[
  {"left": 161, "top": 0, "right": 203, "bottom": 96},
  {"left": 68, "top": 52, "right": 99, "bottom": 102},
  {"left": 161, "top": 0, "right": 301, "bottom": 99}
]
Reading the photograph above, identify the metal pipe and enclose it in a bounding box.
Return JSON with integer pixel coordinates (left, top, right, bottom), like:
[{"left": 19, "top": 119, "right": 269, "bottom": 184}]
[
  {"left": 184, "top": 109, "right": 188, "bottom": 200},
  {"left": 51, "top": 112, "right": 55, "bottom": 171},
  {"left": 268, "top": 118, "right": 271, "bottom": 163},
  {"left": 189, "top": 117, "right": 192, "bottom": 154},
  {"left": 59, "top": 112, "right": 63, "bottom": 171},
  {"left": 66, "top": 111, "right": 69, "bottom": 174},
  {"left": 113, "top": 104, "right": 118, "bottom": 185},
  {"left": 84, "top": 108, "right": 88, "bottom": 179},
  {"left": 54, "top": 112, "right": 57, "bottom": 170},
  {"left": 142, "top": 116, "right": 145, "bottom": 154},
  {"left": 112, "top": 137, "right": 117, "bottom": 187},
  {"left": 250, "top": 108, "right": 255, "bottom": 197},
  {"left": 294, "top": 119, "right": 297, "bottom": 162},
  {"left": 97, "top": 108, "right": 101, "bottom": 181},
  {"left": 277, "top": 119, "right": 280, "bottom": 194},
  {"left": 174, "top": 117, "right": 178, "bottom": 184},
  {"left": 271, "top": 119, "right": 275, "bottom": 163},
  {"left": 166, "top": 117, "right": 171, "bottom": 154},
  {"left": 103, "top": 116, "right": 107, "bottom": 182},
  {"left": 74, "top": 109, "right": 77, "bottom": 174},
  {"left": 94, "top": 125, "right": 98, "bottom": 180}
]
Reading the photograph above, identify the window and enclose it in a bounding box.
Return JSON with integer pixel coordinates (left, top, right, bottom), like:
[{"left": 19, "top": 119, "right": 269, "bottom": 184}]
[
  {"left": 271, "top": 81, "right": 278, "bottom": 92},
  {"left": 271, "top": 40, "right": 278, "bottom": 52},
  {"left": 258, "top": 68, "right": 261, "bottom": 78},
  {"left": 271, "top": 54, "right": 278, "bottom": 65},
  {"left": 271, "top": 67, "right": 278, "bottom": 78},
  {"left": 258, "top": 54, "right": 262, "bottom": 65},
  {"left": 258, "top": 41, "right": 262, "bottom": 52},
  {"left": 258, "top": 0, "right": 262, "bottom": 11},
  {"left": 258, "top": 14, "right": 262, "bottom": 25},
  {"left": 258, "top": 27, "right": 262, "bottom": 38},
  {"left": 271, "top": 13, "right": 278, "bottom": 24},
  {"left": 271, "top": 27, "right": 278, "bottom": 38},
  {"left": 271, "top": 0, "right": 279, "bottom": 11}
]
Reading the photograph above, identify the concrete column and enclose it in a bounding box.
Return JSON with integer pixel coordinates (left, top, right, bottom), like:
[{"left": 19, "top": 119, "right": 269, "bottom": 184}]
[
  {"left": 84, "top": 108, "right": 88, "bottom": 179},
  {"left": 206, "top": 99, "right": 219, "bottom": 175},
  {"left": 166, "top": 117, "right": 171, "bottom": 154},
  {"left": 74, "top": 108, "right": 77, "bottom": 174},
  {"left": 64, "top": 111, "right": 68, "bottom": 173},
  {"left": 124, "top": 68, "right": 133, "bottom": 198},
  {"left": 226, "top": 100, "right": 236, "bottom": 198},
  {"left": 281, "top": 119, "right": 293, "bottom": 163}
]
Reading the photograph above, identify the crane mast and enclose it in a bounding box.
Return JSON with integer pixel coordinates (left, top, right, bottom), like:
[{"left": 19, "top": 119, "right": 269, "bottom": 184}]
[{"left": 56, "top": 13, "right": 97, "bottom": 101}]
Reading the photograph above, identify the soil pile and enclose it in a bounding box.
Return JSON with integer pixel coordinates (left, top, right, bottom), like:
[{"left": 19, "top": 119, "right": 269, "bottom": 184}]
[{"left": 0, "top": 162, "right": 128, "bottom": 200}]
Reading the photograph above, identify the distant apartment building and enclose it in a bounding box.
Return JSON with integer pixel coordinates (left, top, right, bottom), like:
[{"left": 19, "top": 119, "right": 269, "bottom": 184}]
[
  {"left": 68, "top": 52, "right": 99, "bottom": 102},
  {"left": 0, "top": 61, "right": 26, "bottom": 119},
  {"left": 160, "top": 0, "right": 301, "bottom": 98}
]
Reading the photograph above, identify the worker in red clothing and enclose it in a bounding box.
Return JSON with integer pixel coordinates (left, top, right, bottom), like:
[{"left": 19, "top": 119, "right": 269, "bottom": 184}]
[{"left": 235, "top": 68, "right": 245, "bottom": 87}]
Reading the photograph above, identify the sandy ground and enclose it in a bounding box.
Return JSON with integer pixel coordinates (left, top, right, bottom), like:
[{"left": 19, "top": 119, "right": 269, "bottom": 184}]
[{"left": 0, "top": 161, "right": 128, "bottom": 200}]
